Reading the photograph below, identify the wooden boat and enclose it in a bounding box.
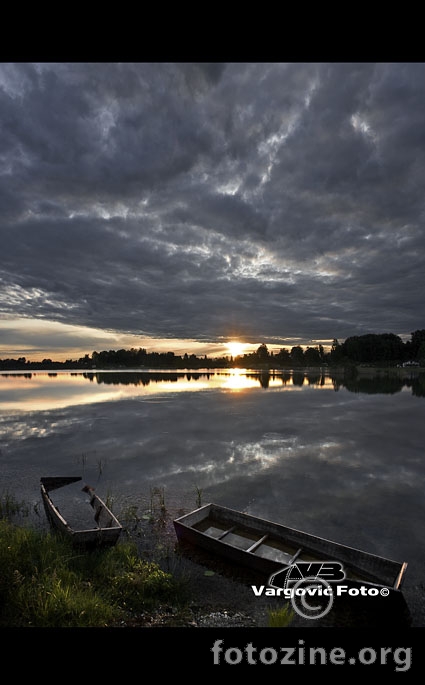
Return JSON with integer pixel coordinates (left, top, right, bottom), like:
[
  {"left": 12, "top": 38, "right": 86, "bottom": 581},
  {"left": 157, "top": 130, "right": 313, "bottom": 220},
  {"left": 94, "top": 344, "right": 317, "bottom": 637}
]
[
  {"left": 173, "top": 503, "right": 408, "bottom": 592},
  {"left": 40, "top": 476, "right": 122, "bottom": 547}
]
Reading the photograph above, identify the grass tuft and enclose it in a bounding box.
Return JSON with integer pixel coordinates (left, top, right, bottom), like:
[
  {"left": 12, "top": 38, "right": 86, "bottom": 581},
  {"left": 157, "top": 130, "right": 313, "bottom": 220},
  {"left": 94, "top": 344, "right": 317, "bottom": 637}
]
[
  {"left": 267, "top": 604, "right": 295, "bottom": 627},
  {"left": 0, "top": 517, "right": 186, "bottom": 627}
]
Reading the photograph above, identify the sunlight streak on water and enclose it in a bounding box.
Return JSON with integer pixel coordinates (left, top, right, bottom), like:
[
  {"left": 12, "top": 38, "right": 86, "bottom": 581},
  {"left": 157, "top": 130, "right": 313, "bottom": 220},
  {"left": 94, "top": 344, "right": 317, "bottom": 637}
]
[{"left": 0, "top": 369, "right": 336, "bottom": 412}]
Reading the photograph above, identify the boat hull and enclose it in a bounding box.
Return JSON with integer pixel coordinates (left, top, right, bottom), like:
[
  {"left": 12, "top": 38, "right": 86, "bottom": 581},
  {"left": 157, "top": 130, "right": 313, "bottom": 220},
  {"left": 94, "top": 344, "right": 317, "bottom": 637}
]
[
  {"left": 173, "top": 503, "right": 407, "bottom": 592},
  {"left": 40, "top": 477, "right": 122, "bottom": 547}
]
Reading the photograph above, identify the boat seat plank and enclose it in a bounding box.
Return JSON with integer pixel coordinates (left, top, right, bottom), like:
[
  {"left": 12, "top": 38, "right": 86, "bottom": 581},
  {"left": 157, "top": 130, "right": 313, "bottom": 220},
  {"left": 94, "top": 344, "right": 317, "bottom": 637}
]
[
  {"left": 246, "top": 534, "right": 269, "bottom": 553},
  {"left": 220, "top": 527, "right": 264, "bottom": 550},
  {"left": 253, "top": 539, "right": 301, "bottom": 565},
  {"left": 290, "top": 548, "right": 303, "bottom": 563}
]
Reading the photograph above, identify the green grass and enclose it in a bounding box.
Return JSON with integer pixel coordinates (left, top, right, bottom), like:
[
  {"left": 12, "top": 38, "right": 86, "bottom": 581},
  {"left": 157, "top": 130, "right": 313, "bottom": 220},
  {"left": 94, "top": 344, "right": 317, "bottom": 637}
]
[
  {"left": 0, "top": 490, "right": 30, "bottom": 519},
  {"left": 0, "top": 492, "right": 297, "bottom": 629},
  {"left": 267, "top": 604, "right": 295, "bottom": 627},
  {"left": 0, "top": 518, "right": 187, "bottom": 627}
]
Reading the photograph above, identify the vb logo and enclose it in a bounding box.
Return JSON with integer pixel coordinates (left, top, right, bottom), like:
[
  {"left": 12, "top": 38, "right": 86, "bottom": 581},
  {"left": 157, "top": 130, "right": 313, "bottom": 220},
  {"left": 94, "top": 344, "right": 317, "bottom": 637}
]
[
  {"left": 269, "top": 561, "right": 346, "bottom": 590},
  {"left": 268, "top": 561, "right": 346, "bottom": 621}
]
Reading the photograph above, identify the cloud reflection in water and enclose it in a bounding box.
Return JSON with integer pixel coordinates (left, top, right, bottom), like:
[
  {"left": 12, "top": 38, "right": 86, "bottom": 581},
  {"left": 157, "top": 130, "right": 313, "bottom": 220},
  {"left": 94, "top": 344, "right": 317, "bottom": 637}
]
[{"left": 1, "top": 369, "right": 425, "bottom": 587}]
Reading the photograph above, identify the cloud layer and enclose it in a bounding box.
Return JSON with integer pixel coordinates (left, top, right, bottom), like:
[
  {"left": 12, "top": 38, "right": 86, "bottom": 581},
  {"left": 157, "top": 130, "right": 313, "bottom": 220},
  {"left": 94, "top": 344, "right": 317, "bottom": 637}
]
[{"left": 1, "top": 62, "right": 424, "bottom": 354}]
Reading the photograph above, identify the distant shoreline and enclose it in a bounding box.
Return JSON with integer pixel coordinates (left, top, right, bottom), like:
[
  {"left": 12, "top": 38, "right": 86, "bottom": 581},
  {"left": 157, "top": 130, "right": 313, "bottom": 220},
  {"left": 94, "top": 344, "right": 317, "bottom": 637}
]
[{"left": 1, "top": 364, "right": 424, "bottom": 375}]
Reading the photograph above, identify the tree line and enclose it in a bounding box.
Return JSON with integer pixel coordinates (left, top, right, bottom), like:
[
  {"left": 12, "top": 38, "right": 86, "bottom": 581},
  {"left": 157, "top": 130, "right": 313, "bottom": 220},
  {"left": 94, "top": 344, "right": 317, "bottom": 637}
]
[{"left": 1, "top": 329, "right": 424, "bottom": 371}]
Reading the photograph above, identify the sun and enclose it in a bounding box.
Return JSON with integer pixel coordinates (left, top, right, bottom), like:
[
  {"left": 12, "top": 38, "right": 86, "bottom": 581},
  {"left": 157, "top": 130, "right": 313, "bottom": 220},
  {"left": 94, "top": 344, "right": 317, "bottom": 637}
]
[{"left": 226, "top": 341, "right": 245, "bottom": 357}]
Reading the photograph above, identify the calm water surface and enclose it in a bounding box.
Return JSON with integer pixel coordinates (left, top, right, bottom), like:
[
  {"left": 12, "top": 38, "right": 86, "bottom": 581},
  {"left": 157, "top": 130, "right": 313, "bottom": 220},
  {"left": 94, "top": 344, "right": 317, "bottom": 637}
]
[{"left": 1, "top": 368, "right": 425, "bottom": 623}]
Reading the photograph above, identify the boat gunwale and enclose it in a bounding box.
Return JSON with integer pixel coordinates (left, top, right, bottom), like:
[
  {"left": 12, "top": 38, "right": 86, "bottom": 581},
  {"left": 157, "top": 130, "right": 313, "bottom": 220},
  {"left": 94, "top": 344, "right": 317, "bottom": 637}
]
[
  {"left": 173, "top": 503, "right": 408, "bottom": 590},
  {"left": 40, "top": 477, "right": 122, "bottom": 540}
]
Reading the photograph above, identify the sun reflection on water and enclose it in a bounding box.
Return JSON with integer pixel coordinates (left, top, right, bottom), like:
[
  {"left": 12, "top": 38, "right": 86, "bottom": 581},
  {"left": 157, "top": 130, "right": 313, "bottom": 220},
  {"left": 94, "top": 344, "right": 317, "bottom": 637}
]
[{"left": 0, "top": 369, "right": 336, "bottom": 412}]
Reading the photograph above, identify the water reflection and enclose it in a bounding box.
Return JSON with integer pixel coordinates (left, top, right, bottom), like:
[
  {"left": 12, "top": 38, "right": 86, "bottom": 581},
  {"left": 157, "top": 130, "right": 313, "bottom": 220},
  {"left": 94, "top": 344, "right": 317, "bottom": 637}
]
[
  {"left": 1, "top": 364, "right": 425, "bottom": 627},
  {"left": 1, "top": 368, "right": 425, "bottom": 412}
]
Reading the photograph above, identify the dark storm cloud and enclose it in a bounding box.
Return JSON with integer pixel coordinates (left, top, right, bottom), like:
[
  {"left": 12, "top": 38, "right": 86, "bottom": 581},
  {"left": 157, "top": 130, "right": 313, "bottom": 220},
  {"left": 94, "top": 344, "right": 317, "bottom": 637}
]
[{"left": 1, "top": 62, "right": 425, "bottom": 349}]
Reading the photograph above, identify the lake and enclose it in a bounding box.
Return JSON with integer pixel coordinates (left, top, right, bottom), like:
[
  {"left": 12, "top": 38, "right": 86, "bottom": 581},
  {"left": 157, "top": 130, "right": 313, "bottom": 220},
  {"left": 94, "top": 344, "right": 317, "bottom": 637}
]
[{"left": 1, "top": 367, "right": 425, "bottom": 625}]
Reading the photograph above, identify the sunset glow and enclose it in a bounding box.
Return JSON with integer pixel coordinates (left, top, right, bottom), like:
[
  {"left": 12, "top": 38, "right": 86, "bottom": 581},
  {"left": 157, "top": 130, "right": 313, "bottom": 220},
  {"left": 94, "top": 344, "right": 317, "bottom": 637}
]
[{"left": 226, "top": 341, "right": 246, "bottom": 358}]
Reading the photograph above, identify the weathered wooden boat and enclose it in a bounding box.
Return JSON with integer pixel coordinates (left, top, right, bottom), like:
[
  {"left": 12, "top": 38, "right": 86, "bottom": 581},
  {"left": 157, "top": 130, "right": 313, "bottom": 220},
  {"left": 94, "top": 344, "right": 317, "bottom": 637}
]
[
  {"left": 40, "top": 476, "right": 122, "bottom": 547},
  {"left": 173, "top": 503, "right": 408, "bottom": 592}
]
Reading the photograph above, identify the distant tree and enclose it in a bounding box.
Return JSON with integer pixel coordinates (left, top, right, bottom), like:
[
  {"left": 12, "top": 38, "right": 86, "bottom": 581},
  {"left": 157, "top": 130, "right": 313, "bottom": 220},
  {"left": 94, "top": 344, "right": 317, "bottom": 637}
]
[
  {"left": 410, "top": 330, "right": 425, "bottom": 360},
  {"left": 342, "top": 333, "right": 404, "bottom": 364},
  {"left": 256, "top": 343, "right": 270, "bottom": 362},
  {"left": 417, "top": 341, "right": 425, "bottom": 366},
  {"left": 290, "top": 346, "right": 304, "bottom": 366},
  {"left": 275, "top": 347, "right": 291, "bottom": 366},
  {"left": 329, "top": 339, "right": 345, "bottom": 364},
  {"left": 304, "top": 346, "right": 321, "bottom": 365}
]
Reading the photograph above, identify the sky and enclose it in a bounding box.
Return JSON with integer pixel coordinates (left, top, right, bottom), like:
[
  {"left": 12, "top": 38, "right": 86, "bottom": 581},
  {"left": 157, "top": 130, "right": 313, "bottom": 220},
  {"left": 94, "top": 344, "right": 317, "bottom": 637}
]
[{"left": 1, "top": 62, "right": 424, "bottom": 361}]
